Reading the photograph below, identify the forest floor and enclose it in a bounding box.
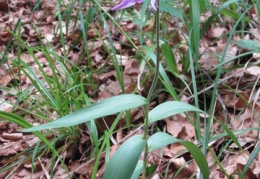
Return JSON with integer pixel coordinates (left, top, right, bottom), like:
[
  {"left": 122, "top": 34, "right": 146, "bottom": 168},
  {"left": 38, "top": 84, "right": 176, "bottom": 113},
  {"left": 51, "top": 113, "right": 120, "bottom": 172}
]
[{"left": 1, "top": 0, "right": 260, "bottom": 178}]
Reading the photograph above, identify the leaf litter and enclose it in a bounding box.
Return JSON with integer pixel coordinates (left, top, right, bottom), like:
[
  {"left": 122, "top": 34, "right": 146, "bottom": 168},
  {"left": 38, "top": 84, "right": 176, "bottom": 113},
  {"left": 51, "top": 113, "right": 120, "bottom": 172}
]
[{"left": 0, "top": 0, "right": 260, "bottom": 178}]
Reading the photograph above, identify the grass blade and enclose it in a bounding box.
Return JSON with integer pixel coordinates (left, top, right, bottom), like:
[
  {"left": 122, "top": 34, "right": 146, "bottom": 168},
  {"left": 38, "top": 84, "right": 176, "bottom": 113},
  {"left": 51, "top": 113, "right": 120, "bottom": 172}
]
[
  {"left": 240, "top": 142, "right": 260, "bottom": 179},
  {"left": 161, "top": 42, "right": 179, "bottom": 74}
]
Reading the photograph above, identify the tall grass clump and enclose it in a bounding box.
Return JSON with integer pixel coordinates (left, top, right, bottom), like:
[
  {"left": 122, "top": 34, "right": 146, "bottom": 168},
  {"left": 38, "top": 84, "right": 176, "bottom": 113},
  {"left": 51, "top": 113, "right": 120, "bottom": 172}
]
[{"left": 0, "top": 0, "right": 101, "bottom": 176}]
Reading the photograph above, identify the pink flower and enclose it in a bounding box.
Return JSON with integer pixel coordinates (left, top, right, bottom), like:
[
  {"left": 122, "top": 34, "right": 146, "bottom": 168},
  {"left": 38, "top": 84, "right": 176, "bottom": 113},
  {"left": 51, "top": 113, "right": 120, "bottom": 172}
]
[{"left": 111, "top": 0, "right": 157, "bottom": 11}]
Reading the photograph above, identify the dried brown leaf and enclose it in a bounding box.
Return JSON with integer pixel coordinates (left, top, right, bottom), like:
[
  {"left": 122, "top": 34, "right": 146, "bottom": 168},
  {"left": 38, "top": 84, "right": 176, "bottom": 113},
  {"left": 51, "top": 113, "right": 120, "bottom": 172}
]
[{"left": 2, "top": 132, "right": 23, "bottom": 140}]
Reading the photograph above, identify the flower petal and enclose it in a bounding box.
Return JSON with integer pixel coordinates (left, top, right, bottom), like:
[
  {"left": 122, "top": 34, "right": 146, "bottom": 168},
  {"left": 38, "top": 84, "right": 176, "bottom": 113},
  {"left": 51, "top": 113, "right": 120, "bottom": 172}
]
[
  {"left": 150, "top": 0, "right": 157, "bottom": 11},
  {"left": 111, "top": 0, "right": 136, "bottom": 10},
  {"left": 136, "top": 0, "right": 144, "bottom": 3}
]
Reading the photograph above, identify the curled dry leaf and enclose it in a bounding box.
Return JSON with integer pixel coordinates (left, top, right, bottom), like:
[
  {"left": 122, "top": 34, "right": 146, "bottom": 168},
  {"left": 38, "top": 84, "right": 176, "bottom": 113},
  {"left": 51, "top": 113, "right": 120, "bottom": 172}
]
[
  {"left": 165, "top": 115, "right": 196, "bottom": 139},
  {"left": 0, "top": 100, "right": 13, "bottom": 112},
  {"left": 221, "top": 91, "right": 250, "bottom": 110},
  {"left": 2, "top": 132, "right": 23, "bottom": 140},
  {"left": 124, "top": 59, "right": 140, "bottom": 76},
  {"left": 170, "top": 157, "right": 194, "bottom": 178},
  {"left": 245, "top": 66, "right": 260, "bottom": 76},
  {"left": 253, "top": 161, "right": 260, "bottom": 176},
  {"left": 253, "top": 53, "right": 260, "bottom": 60},
  {"left": 207, "top": 26, "right": 227, "bottom": 39}
]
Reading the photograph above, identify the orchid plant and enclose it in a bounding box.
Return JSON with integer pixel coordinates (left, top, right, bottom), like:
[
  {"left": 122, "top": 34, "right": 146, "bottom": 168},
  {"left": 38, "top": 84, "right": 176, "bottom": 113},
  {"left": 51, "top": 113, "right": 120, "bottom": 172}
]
[
  {"left": 111, "top": 0, "right": 157, "bottom": 11},
  {"left": 110, "top": 0, "right": 161, "bottom": 178},
  {"left": 111, "top": 0, "right": 159, "bottom": 102}
]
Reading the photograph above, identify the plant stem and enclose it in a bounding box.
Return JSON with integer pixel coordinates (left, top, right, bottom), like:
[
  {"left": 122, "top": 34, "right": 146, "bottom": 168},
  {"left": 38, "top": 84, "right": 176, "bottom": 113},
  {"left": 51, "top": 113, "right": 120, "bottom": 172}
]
[
  {"left": 147, "top": 0, "right": 160, "bottom": 101},
  {"left": 142, "top": 104, "right": 149, "bottom": 179},
  {"left": 143, "top": 1, "right": 160, "bottom": 178}
]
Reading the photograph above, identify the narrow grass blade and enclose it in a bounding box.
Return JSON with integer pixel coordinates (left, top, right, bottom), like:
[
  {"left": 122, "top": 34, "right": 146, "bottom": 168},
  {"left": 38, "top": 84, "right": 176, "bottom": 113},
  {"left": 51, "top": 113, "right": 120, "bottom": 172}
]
[
  {"left": 0, "top": 111, "right": 55, "bottom": 154},
  {"left": 161, "top": 42, "right": 179, "bottom": 74},
  {"left": 103, "top": 135, "right": 146, "bottom": 179},
  {"left": 254, "top": 0, "right": 260, "bottom": 24},
  {"left": 189, "top": 0, "right": 201, "bottom": 65},
  {"left": 148, "top": 101, "right": 203, "bottom": 124},
  {"left": 0, "top": 111, "right": 70, "bottom": 177},
  {"left": 240, "top": 142, "right": 260, "bottom": 179},
  {"left": 206, "top": 5, "right": 252, "bottom": 155},
  {"left": 101, "top": 14, "right": 125, "bottom": 93},
  {"left": 19, "top": 60, "right": 59, "bottom": 109},
  {"left": 21, "top": 94, "right": 148, "bottom": 132},
  {"left": 0, "top": 18, "right": 21, "bottom": 66},
  {"left": 217, "top": 120, "right": 243, "bottom": 150},
  {"left": 143, "top": 46, "right": 179, "bottom": 100},
  {"left": 147, "top": 132, "right": 209, "bottom": 179}
]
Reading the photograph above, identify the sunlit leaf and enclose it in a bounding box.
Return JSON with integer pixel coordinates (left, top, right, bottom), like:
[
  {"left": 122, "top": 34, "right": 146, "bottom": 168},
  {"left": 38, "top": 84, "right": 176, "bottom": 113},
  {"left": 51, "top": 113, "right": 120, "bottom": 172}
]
[
  {"left": 148, "top": 132, "right": 209, "bottom": 179},
  {"left": 21, "top": 94, "right": 148, "bottom": 132},
  {"left": 103, "top": 135, "right": 146, "bottom": 179},
  {"left": 233, "top": 40, "right": 260, "bottom": 52},
  {"left": 148, "top": 101, "right": 203, "bottom": 124},
  {"left": 130, "top": 160, "right": 145, "bottom": 179},
  {"left": 161, "top": 42, "right": 179, "bottom": 74}
]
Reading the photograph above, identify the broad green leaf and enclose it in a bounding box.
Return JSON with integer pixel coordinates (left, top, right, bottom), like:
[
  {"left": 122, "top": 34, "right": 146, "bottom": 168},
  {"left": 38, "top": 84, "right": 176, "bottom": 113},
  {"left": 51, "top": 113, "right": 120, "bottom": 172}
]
[
  {"left": 148, "top": 101, "right": 203, "bottom": 124},
  {"left": 232, "top": 40, "right": 260, "bottom": 52},
  {"left": 160, "top": 1, "right": 183, "bottom": 21},
  {"left": 146, "top": 164, "right": 158, "bottom": 176},
  {"left": 147, "top": 132, "right": 179, "bottom": 152},
  {"left": 103, "top": 135, "right": 146, "bottom": 179},
  {"left": 21, "top": 94, "right": 148, "bottom": 132},
  {"left": 148, "top": 132, "right": 209, "bottom": 179},
  {"left": 130, "top": 160, "right": 145, "bottom": 179},
  {"left": 161, "top": 42, "right": 179, "bottom": 75}
]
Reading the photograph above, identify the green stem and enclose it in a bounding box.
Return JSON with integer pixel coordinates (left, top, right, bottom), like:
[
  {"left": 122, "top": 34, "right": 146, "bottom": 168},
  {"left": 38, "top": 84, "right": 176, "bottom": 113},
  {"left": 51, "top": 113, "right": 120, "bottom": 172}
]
[
  {"left": 147, "top": 0, "right": 160, "bottom": 101},
  {"left": 143, "top": 1, "right": 160, "bottom": 178},
  {"left": 142, "top": 104, "right": 149, "bottom": 179}
]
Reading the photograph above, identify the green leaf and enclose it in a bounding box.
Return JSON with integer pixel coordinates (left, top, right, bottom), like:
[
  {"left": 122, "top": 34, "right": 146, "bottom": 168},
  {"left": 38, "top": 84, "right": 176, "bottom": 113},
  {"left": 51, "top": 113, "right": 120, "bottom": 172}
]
[
  {"left": 148, "top": 101, "right": 203, "bottom": 124},
  {"left": 160, "top": 1, "right": 183, "bottom": 21},
  {"left": 161, "top": 42, "right": 179, "bottom": 74},
  {"left": 219, "top": 0, "right": 239, "bottom": 11},
  {"left": 0, "top": 111, "right": 55, "bottom": 153},
  {"left": 218, "top": 120, "right": 243, "bottom": 150},
  {"left": 240, "top": 142, "right": 260, "bottom": 179},
  {"left": 147, "top": 164, "right": 158, "bottom": 176},
  {"left": 103, "top": 135, "right": 146, "bottom": 179},
  {"left": 143, "top": 46, "right": 179, "bottom": 100},
  {"left": 221, "top": 9, "right": 249, "bottom": 22},
  {"left": 148, "top": 132, "right": 209, "bottom": 179},
  {"left": 130, "top": 160, "right": 145, "bottom": 179},
  {"left": 232, "top": 40, "right": 260, "bottom": 52},
  {"left": 181, "top": 141, "right": 209, "bottom": 179},
  {"left": 21, "top": 94, "right": 148, "bottom": 132},
  {"left": 147, "top": 132, "right": 179, "bottom": 152}
]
